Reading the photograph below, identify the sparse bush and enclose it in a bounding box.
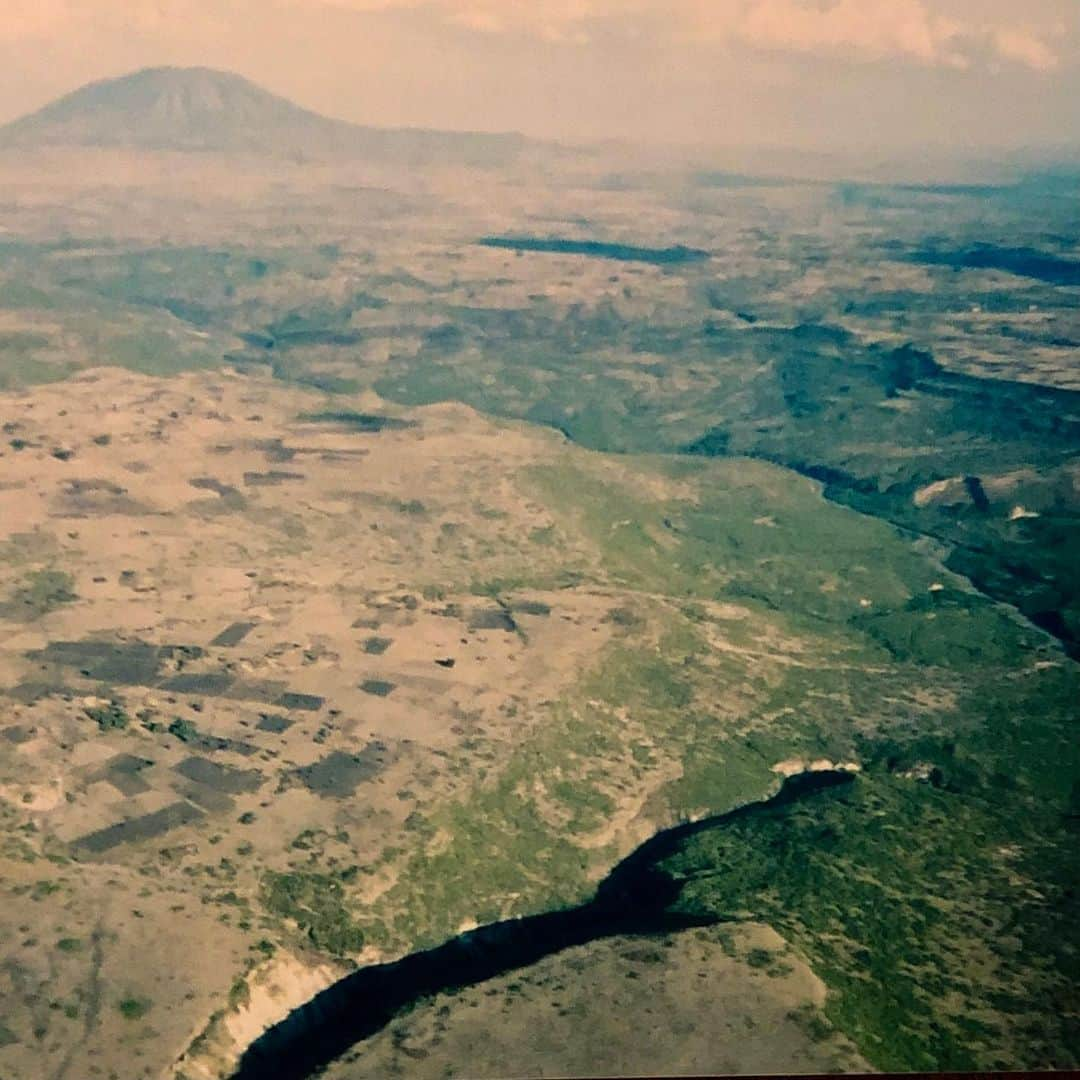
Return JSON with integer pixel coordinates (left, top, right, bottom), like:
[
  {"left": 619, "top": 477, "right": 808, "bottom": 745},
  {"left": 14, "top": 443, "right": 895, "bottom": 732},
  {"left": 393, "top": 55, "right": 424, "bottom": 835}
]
[
  {"left": 605, "top": 606, "right": 642, "bottom": 629},
  {"left": 117, "top": 997, "right": 151, "bottom": 1021},
  {"left": 746, "top": 947, "right": 774, "bottom": 969},
  {"left": 789, "top": 1005, "right": 834, "bottom": 1043},
  {"left": 168, "top": 717, "right": 199, "bottom": 743},
  {"left": 228, "top": 976, "right": 251, "bottom": 1009}
]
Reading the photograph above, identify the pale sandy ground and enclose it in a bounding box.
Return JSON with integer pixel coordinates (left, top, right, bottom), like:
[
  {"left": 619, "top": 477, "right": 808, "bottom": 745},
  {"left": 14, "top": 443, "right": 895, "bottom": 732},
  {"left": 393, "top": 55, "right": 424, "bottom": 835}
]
[{"left": 0, "top": 367, "right": 619, "bottom": 1080}]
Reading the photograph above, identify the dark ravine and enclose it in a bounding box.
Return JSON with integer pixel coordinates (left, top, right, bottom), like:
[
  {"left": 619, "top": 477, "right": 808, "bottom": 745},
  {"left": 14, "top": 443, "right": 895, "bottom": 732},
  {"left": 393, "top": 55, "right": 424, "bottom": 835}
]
[
  {"left": 231, "top": 770, "right": 855, "bottom": 1080},
  {"left": 777, "top": 461, "right": 1080, "bottom": 662},
  {"left": 678, "top": 351, "right": 1080, "bottom": 662}
]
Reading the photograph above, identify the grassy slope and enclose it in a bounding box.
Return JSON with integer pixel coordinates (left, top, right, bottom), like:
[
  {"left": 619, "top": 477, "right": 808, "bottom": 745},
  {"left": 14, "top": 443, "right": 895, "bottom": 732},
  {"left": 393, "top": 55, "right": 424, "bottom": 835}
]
[
  {"left": 663, "top": 665, "right": 1080, "bottom": 1071},
  {"left": 338, "top": 449, "right": 1077, "bottom": 1071}
]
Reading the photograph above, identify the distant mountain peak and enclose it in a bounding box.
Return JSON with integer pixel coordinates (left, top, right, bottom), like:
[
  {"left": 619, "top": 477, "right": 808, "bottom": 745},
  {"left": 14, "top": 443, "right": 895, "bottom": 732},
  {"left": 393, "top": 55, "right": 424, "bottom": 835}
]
[
  {"left": 0, "top": 66, "right": 531, "bottom": 164},
  {"left": 0, "top": 66, "right": 348, "bottom": 153}
]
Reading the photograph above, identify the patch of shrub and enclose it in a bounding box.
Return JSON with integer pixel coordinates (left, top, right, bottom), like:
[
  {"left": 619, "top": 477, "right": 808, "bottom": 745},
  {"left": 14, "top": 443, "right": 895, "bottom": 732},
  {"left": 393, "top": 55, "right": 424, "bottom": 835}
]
[
  {"left": 84, "top": 700, "right": 129, "bottom": 732},
  {"left": 262, "top": 870, "right": 365, "bottom": 956},
  {"left": 168, "top": 717, "right": 199, "bottom": 743},
  {"left": 117, "top": 996, "right": 151, "bottom": 1021}
]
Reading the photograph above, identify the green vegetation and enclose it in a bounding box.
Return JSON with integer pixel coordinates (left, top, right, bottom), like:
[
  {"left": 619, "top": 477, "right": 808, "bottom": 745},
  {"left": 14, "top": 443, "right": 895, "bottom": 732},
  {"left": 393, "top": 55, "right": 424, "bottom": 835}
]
[
  {"left": 167, "top": 716, "right": 199, "bottom": 743},
  {"left": 84, "top": 700, "right": 129, "bottom": 732},
  {"left": 662, "top": 664, "right": 1080, "bottom": 1071},
  {"left": 745, "top": 947, "right": 775, "bottom": 970},
  {"left": 525, "top": 454, "right": 947, "bottom": 630},
  {"left": 374, "top": 600, "right": 828, "bottom": 949},
  {"left": 228, "top": 975, "right": 252, "bottom": 1009},
  {"left": 788, "top": 1004, "right": 835, "bottom": 1044},
  {"left": 349, "top": 443, "right": 1075, "bottom": 1072},
  {"left": 262, "top": 871, "right": 366, "bottom": 955},
  {"left": 117, "top": 997, "right": 152, "bottom": 1021}
]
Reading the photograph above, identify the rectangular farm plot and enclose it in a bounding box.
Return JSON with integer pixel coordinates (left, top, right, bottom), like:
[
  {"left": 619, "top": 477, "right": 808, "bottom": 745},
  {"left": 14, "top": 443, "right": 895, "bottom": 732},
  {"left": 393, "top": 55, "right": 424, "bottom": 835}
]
[
  {"left": 209, "top": 621, "right": 258, "bottom": 647},
  {"left": 275, "top": 691, "right": 325, "bottom": 712},
  {"left": 510, "top": 600, "right": 552, "bottom": 617},
  {"left": 32, "top": 640, "right": 164, "bottom": 685},
  {"left": 298, "top": 410, "right": 415, "bottom": 433},
  {"left": 191, "top": 734, "right": 260, "bottom": 757},
  {"left": 256, "top": 713, "right": 294, "bottom": 734},
  {"left": 105, "top": 771, "right": 152, "bottom": 797},
  {"left": 178, "top": 784, "right": 235, "bottom": 814},
  {"left": 290, "top": 744, "right": 392, "bottom": 797},
  {"left": 160, "top": 672, "right": 236, "bottom": 695},
  {"left": 467, "top": 608, "right": 518, "bottom": 633},
  {"left": 2, "top": 725, "right": 39, "bottom": 744},
  {"left": 28, "top": 640, "right": 240, "bottom": 696},
  {"left": 90, "top": 753, "right": 156, "bottom": 797},
  {"left": 174, "top": 756, "right": 263, "bottom": 794},
  {"left": 224, "top": 680, "right": 288, "bottom": 704},
  {"left": 5, "top": 681, "right": 72, "bottom": 705},
  {"left": 72, "top": 801, "right": 204, "bottom": 854},
  {"left": 242, "top": 470, "right": 306, "bottom": 486},
  {"left": 359, "top": 679, "right": 396, "bottom": 698}
]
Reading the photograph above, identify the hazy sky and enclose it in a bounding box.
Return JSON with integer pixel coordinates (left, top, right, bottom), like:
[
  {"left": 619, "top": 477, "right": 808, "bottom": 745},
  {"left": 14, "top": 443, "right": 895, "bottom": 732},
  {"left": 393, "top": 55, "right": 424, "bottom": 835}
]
[{"left": 2, "top": 0, "right": 1078, "bottom": 152}]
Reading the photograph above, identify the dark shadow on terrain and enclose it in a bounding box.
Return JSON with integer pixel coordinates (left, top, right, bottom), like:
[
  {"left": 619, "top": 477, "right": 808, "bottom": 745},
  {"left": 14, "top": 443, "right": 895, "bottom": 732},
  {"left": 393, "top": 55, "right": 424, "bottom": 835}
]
[
  {"left": 477, "top": 236, "right": 710, "bottom": 265},
  {"left": 231, "top": 771, "right": 854, "bottom": 1080},
  {"left": 913, "top": 244, "right": 1080, "bottom": 286}
]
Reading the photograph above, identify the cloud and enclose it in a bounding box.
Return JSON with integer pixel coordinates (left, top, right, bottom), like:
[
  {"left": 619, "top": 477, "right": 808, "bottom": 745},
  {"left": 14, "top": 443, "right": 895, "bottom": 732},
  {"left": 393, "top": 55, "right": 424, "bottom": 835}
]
[
  {"left": 717, "top": 0, "right": 968, "bottom": 67},
  {"left": 0, "top": 0, "right": 1067, "bottom": 72},
  {"left": 308, "top": 0, "right": 635, "bottom": 41},
  {"left": 992, "top": 26, "right": 1059, "bottom": 71},
  {"left": 0, "top": 0, "right": 70, "bottom": 40},
  {"left": 0, "top": 0, "right": 229, "bottom": 41},
  {"left": 308, "top": 0, "right": 1067, "bottom": 70}
]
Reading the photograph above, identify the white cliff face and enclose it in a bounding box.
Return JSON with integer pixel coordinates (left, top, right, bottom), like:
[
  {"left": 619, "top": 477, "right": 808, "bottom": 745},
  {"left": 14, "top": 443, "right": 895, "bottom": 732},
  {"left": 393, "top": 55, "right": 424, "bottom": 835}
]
[
  {"left": 913, "top": 476, "right": 969, "bottom": 508},
  {"left": 170, "top": 950, "right": 347, "bottom": 1080},
  {"left": 771, "top": 759, "right": 861, "bottom": 778}
]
